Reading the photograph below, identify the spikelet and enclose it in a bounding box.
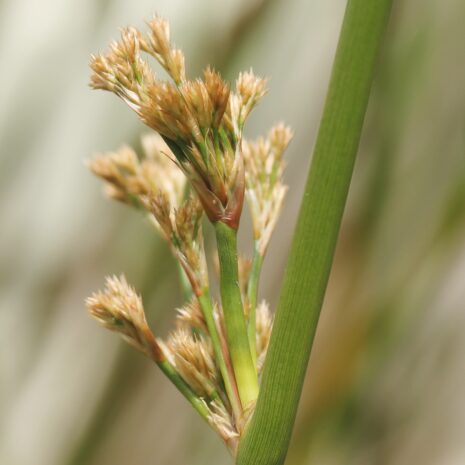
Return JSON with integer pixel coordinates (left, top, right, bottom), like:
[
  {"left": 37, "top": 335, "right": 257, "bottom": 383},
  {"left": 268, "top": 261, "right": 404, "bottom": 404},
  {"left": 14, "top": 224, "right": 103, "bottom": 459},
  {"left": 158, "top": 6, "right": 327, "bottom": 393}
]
[
  {"left": 88, "top": 133, "right": 185, "bottom": 207},
  {"left": 90, "top": 27, "right": 155, "bottom": 115},
  {"left": 148, "top": 193, "right": 208, "bottom": 296},
  {"left": 243, "top": 123, "right": 293, "bottom": 255},
  {"left": 207, "top": 400, "right": 239, "bottom": 446},
  {"left": 175, "top": 297, "right": 207, "bottom": 333},
  {"left": 203, "top": 67, "right": 231, "bottom": 127},
  {"left": 86, "top": 275, "right": 163, "bottom": 361},
  {"left": 142, "top": 16, "right": 186, "bottom": 85},
  {"left": 88, "top": 133, "right": 208, "bottom": 295},
  {"left": 234, "top": 69, "right": 267, "bottom": 129},
  {"left": 166, "top": 328, "right": 218, "bottom": 398}
]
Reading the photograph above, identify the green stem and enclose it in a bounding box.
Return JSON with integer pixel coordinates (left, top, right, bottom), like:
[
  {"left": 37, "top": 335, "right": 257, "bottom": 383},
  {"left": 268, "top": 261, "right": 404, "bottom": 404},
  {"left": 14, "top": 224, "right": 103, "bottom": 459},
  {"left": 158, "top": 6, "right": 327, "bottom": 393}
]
[
  {"left": 157, "top": 359, "right": 210, "bottom": 420},
  {"left": 177, "top": 263, "right": 193, "bottom": 301},
  {"left": 236, "top": 1, "right": 393, "bottom": 464},
  {"left": 198, "top": 289, "right": 243, "bottom": 419},
  {"left": 214, "top": 221, "right": 259, "bottom": 407},
  {"left": 247, "top": 244, "right": 264, "bottom": 368}
]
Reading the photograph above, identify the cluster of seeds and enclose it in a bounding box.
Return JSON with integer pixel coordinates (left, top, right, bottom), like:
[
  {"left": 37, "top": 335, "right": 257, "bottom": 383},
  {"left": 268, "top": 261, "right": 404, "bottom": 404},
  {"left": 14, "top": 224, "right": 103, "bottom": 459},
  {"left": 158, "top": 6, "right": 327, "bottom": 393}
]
[{"left": 86, "top": 15, "right": 292, "bottom": 453}]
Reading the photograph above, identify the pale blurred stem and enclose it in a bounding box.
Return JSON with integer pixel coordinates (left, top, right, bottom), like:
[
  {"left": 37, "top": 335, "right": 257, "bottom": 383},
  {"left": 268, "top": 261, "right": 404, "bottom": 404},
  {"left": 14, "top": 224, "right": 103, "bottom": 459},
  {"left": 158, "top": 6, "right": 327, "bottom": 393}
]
[
  {"left": 177, "top": 264, "right": 193, "bottom": 301},
  {"left": 198, "top": 289, "right": 242, "bottom": 419},
  {"left": 247, "top": 244, "right": 264, "bottom": 367},
  {"left": 157, "top": 358, "right": 210, "bottom": 420},
  {"left": 236, "top": 1, "right": 393, "bottom": 464},
  {"left": 214, "top": 221, "right": 259, "bottom": 408}
]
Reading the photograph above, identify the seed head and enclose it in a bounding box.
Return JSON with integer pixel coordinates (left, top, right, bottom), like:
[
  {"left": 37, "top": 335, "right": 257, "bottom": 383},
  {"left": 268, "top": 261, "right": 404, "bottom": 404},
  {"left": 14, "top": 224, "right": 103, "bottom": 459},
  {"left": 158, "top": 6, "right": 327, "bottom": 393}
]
[
  {"left": 243, "top": 123, "right": 293, "bottom": 255},
  {"left": 148, "top": 193, "right": 208, "bottom": 296},
  {"left": 90, "top": 17, "right": 268, "bottom": 229},
  {"left": 143, "top": 16, "right": 186, "bottom": 85},
  {"left": 166, "top": 329, "right": 218, "bottom": 398},
  {"left": 207, "top": 400, "right": 239, "bottom": 447},
  {"left": 88, "top": 133, "right": 185, "bottom": 208},
  {"left": 86, "top": 275, "right": 163, "bottom": 361},
  {"left": 234, "top": 69, "right": 267, "bottom": 129},
  {"left": 89, "top": 134, "right": 208, "bottom": 297},
  {"left": 90, "top": 27, "right": 154, "bottom": 114},
  {"left": 175, "top": 297, "right": 207, "bottom": 333}
]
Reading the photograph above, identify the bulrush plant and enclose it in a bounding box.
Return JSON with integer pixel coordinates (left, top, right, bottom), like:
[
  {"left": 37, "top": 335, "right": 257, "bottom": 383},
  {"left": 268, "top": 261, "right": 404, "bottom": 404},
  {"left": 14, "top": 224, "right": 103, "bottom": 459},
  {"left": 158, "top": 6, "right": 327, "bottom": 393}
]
[
  {"left": 87, "top": 2, "right": 393, "bottom": 463},
  {"left": 87, "top": 15, "right": 290, "bottom": 454}
]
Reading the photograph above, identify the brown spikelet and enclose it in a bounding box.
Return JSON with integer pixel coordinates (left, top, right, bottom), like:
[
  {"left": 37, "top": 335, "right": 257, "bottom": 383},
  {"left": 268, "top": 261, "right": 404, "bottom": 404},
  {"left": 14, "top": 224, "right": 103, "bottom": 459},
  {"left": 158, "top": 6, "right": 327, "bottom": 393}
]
[
  {"left": 148, "top": 193, "right": 208, "bottom": 296},
  {"left": 203, "top": 67, "right": 230, "bottom": 127},
  {"left": 175, "top": 298, "right": 207, "bottom": 333},
  {"left": 234, "top": 69, "right": 267, "bottom": 128},
  {"left": 90, "top": 27, "right": 154, "bottom": 113},
  {"left": 243, "top": 123, "right": 293, "bottom": 254},
  {"left": 88, "top": 134, "right": 185, "bottom": 209},
  {"left": 207, "top": 400, "right": 239, "bottom": 448},
  {"left": 86, "top": 275, "right": 164, "bottom": 362},
  {"left": 181, "top": 80, "right": 213, "bottom": 131},
  {"left": 144, "top": 16, "right": 186, "bottom": 84},
  {"left": 166, "top": 329, "right": 218, "bottom": 398}
]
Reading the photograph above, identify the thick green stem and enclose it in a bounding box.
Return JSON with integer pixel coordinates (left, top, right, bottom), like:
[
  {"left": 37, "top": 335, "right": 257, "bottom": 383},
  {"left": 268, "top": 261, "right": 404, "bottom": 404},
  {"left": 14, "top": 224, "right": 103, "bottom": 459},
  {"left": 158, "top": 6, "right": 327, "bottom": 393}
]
[
  {"left": 198, "top": 290, "right": 242, "bottom": 419},
  {"left": 215, "top": 221, "right": 259, "bottom": 407},
  {"left": 236, "top": 1, "right": 393, "bottom": 464},
  {"left": 157, "top": 359, "right": 210, "bottom": 420},
  {"left": 247, "top": 245, "right": 264, "bottom": 367}
]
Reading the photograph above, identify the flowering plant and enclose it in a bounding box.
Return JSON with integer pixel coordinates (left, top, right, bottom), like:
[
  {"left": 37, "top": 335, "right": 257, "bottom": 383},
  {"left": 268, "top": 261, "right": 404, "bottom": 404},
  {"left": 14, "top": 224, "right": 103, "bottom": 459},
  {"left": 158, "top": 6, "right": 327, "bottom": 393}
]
[
  {"left": 87, "top": 16, "right": 291, "bottom": 455},
  {"left": 86, "top": 3, "right": 392, "bottom": 462}
]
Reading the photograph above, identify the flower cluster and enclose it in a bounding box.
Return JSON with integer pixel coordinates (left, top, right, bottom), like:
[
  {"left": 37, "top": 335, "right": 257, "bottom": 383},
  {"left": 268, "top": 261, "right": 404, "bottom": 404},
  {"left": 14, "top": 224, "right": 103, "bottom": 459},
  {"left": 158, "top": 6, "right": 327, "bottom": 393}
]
[
  {"left": 86, "top": 275, "right": 163, "bottom": 361},
  {"left": 88, "top": 134, "right": 185, "bottom": 206},
  {"left": 89, "top": 134, "right": 208, "bottom": 295},
  {"left": 87, "top": 15, "right": 291, "bottom": 454},
  {"left": 243, "top": 123, "right": 293, "bottom": 255},
  {"left": 90, "top": 17, "right": 266, "bottom": 229},
  {"left": 87, "top": 274, "right": 272, "bottom": 445}
]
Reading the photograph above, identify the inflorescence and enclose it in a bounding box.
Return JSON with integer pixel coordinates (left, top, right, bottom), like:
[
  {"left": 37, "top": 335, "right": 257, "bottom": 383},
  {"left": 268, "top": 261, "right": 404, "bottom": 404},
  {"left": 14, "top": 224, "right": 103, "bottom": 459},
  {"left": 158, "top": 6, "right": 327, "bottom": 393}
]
[{"left": 86, "top": 15, "right": 292, "bottom": 454}]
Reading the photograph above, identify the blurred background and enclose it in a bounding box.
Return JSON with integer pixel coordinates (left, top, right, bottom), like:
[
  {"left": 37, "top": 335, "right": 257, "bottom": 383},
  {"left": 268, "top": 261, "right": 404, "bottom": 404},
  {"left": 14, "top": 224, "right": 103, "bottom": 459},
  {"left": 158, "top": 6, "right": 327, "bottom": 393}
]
[{"left": 1, "top": 0, "right": 464, "bottom": 464}]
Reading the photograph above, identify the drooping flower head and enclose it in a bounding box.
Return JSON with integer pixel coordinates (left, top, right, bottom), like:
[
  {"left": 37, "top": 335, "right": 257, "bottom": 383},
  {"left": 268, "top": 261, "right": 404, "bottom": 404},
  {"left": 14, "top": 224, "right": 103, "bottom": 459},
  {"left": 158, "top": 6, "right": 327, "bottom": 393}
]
[
  {"left": 88, "top": 133, "right": 185, "bottom": 207},
  {"left": 89, "top": 133, "right": 208, "bottom": 296},
  {"left": 86, "top": 275, "right": 164, "bottom": 361}
]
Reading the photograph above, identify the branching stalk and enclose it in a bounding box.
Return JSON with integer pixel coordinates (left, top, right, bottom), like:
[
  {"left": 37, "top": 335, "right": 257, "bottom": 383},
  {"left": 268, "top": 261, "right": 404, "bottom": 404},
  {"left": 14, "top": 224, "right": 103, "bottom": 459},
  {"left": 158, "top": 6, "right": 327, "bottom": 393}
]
[
  {"left": 214, "top": 221, "right": 259, "bottom": 408},
  {"left": 247, "top": 244, "right": 264, "bottom": 367},
  {"left": 198, "top": 289, "right": 242, "bottom": 419},
  {"left": 157, "top": 358, "right": 211, "bottom": 420}
]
